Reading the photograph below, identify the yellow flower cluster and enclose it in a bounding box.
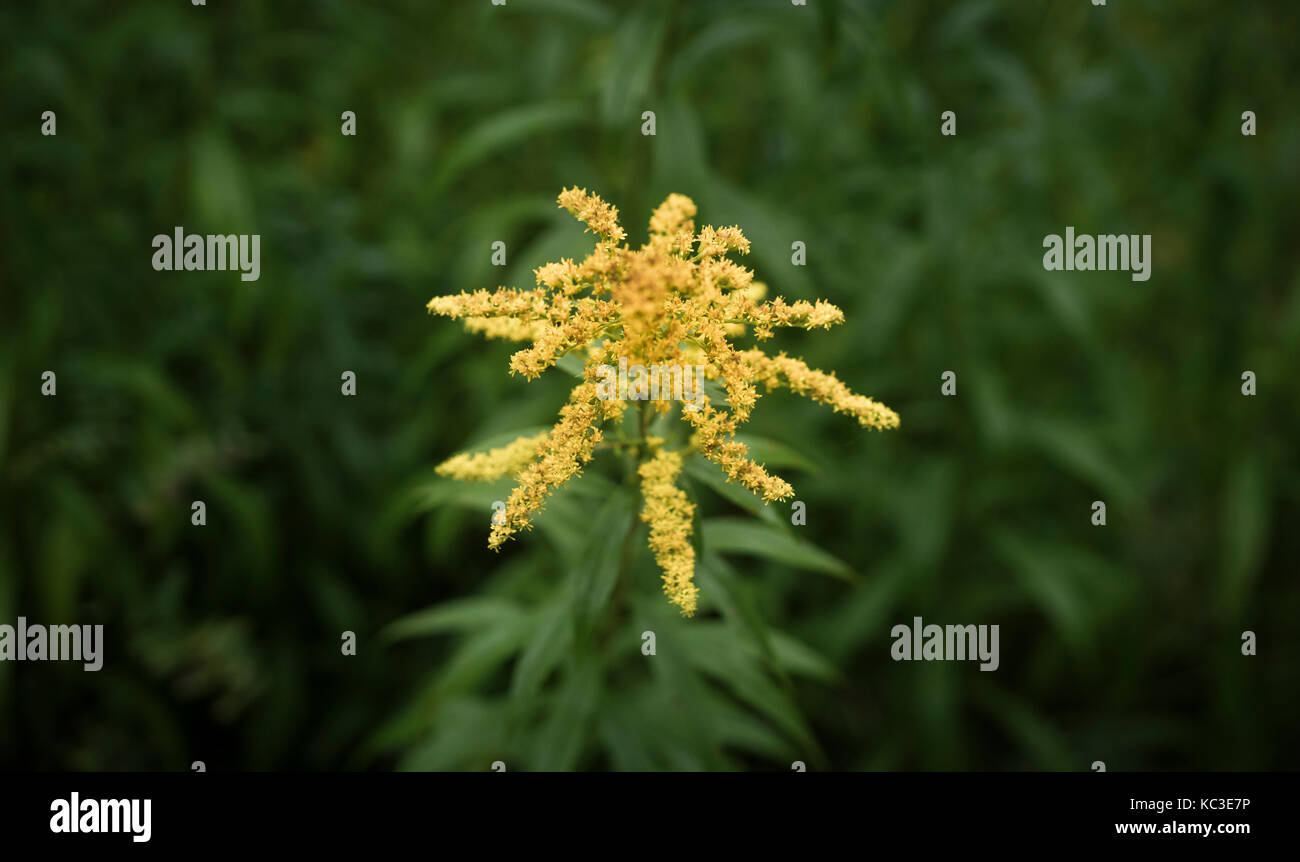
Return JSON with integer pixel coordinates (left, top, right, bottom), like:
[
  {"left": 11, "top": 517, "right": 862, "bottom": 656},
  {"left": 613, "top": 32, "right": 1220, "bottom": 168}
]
[
  {"left": 428, "top": 188, "right": 899, "bottom": 615},
  {"left": 462, "top": 316, "right": 542, "bottom": 341},
  {"left": 487, "top": 382, "right": 604, "bottom": 550},
  {"left": 638, "top": 450, "right": 699, "bottom": 615},
  {"left": 435, "top": 432, "right": 549, "bottom": 481},
  {"left": 741, "top": 350, "right": 900, "bottom": 430},
  {"left": 558, "top": 186, "right": 627, "bottom": 244}
]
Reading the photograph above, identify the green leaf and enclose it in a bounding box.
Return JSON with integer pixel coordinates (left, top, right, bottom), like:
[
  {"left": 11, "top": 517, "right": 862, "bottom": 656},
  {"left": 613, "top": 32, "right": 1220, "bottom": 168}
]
[
  {"left": 532, "top": 486, "right": 594, "bottom": 568},
  {"left": 369, "top": 619, "right": 532, "bottom": 759},
  {"left": 815, "top": 558, "right": 910, "bottom": 662},
  {"left": 679, "top": 624, "right": 820, "bottom": 756},
  {"left": 599, "top": 8, "right": 667, "bottom": 125},
  {"left": 564, "top": 470, "right": 621, "bottom": 498},
  {"left": 769, "top": 631, "right": 842, "bottom": 684},
  {"left": 435, "top": 623, "right": 535, "bottom": 698},
  {"left": 735, "top": 434, "right": 821, "bottom": 474},
  {"left": 668, "top": 17, "right": 775, "bottom": 85},
  {"left": 597, "top": 707, "right": 661, "bottom": 771},
  {"left": 408, "top": 477, "right": 512, "bottom": 515},
  {"left": 531, "top": 658, "right": 602, "bottom": 770},
  {"left": 570, "top": 489, "right": 638, "bottom": 638},
  {"left": 398, "top": 698, "right": 508, "bottom": 771},
  {"left": 702, "top": 517, "right": 857, "bottom": 582},
  {"left": 433, "top": 102, "right": 588, "bottom": 189},
  {"left": 510, "top": 599, "right": 573, "bottom": 704},
  {"left": 697, "top": 688, "right": 793, "bottom": 762},
  {"left": 697, "top": 552, "right": 774, "bottom": 665},
  {"left": 380, "top": 597, "right": 524, "bottom": 642}
]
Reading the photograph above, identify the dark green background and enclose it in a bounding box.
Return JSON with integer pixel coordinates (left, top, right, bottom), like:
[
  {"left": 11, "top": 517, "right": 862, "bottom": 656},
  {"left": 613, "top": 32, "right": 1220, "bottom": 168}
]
[{"left": 2, "top": 0, "right": 1297, "bottom": 770}]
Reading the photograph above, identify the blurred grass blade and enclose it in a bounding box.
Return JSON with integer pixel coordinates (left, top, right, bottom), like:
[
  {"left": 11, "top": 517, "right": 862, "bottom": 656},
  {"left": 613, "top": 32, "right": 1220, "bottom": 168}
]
[
  {"left": 434, "top": 101, "right": 588, "bottom": 190},
  {"left": 702, "top": 517, "right": 857, "bottom": 582},
  {"left": 381, "top": 597, "right": 524, "bottom": 642}
]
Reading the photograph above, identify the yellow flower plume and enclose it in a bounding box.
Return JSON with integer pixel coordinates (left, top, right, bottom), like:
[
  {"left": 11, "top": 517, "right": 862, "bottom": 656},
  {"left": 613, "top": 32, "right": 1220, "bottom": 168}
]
[
  {"left": 428, "top": 188, "right": 899, "bottom": 615},
  {"left": 638, "top": 449, "right": 699, "bottom": 615}
]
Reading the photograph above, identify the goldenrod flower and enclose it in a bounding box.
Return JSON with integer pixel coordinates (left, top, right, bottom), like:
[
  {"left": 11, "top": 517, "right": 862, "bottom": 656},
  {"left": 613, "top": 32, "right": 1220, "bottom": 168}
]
[
  {"left": 428, "top": 188, "right": 899, "bottom": 615},
  {"left": 741, "top": 350, "right": 901, "bottom": 431},
  {"left": 638, "top": 449, "right": 698, "bottom": 615},
  {"left": 486, "top": 381, "right": 604, "bottom": 550},
  {"left": 463, "top": 316, "right": 543, "bottom": 341},
  {"left": 435, "top": 432, "right": 549, "bottom": 481}
]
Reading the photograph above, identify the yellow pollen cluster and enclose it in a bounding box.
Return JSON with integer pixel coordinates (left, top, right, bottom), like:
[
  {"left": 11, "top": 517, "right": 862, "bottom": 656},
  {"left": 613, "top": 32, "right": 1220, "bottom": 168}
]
[
  {"left": 428, "top": 188, "right": 898, "bottom": 615},
  {"left": 558, "top": 186, "right": 627, "bottom": 244},
  {"left": 638, "top": 450, "right": 699, "bottom": 615},
  {"left": 434, "top": 432, "right": 549, "bottom": 481},
  {"left": 742, "top": 351, "right": 900, "bottom": 430},
  {"left": 463, "top": 316, "right": 543, "bottom": 341},
  {"left": 487, "top": 382, "right": 603, "bottom": 550}
]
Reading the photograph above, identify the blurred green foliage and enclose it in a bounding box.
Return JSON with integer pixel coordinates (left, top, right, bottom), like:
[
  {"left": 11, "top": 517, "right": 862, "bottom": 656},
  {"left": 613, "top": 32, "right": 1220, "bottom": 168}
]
[{"left": 2, "top": 0, "right": 1298, "bottom": 771}]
